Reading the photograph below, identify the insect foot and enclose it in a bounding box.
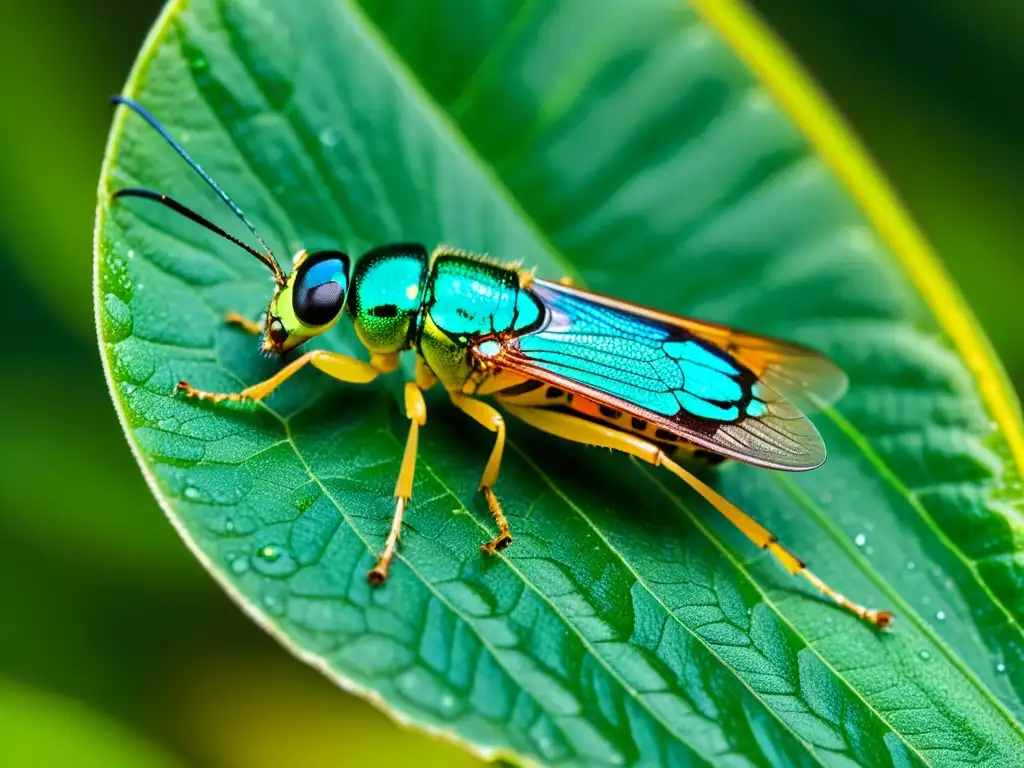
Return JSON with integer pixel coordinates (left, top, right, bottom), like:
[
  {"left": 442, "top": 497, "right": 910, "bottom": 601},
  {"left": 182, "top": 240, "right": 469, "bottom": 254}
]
[
  {"left": 872, "top": 610, "right": 895, "bottom": 629},
  {"left": 366, "top": 564, "right": 389, "bottom": 586},
  {"left": 481, "top": 532, "right": 513, "bottom": 555},
  {"left": 480, "top": 486, "right": 513, "bottom": 555}
]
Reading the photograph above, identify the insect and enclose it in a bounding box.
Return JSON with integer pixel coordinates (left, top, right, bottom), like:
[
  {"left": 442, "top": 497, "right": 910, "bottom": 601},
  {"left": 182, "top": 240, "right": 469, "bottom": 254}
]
[{"left": 109, "top": 96, "right": 892, "bottom": 628}]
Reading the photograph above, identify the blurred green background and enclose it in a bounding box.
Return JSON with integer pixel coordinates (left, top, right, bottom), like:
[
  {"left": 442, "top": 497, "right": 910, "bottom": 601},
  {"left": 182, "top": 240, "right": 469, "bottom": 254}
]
[{"left": 1, "top": 0, "right": 1021, "bottom": 765}]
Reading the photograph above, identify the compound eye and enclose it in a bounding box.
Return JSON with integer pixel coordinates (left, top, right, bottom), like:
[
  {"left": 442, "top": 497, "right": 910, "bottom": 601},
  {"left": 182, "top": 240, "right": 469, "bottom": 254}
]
[
  {"left": 267, "top": 317, "right": 287, "bottom": 345},
  {"left": 292, "top": 250, "right": 350, "bottom": 327}
]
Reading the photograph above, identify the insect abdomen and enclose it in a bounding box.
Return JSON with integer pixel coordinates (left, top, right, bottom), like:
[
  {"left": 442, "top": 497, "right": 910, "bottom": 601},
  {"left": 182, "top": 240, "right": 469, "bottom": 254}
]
[{"left": 498, "top": 384, "right": 729, "bottom": 466}]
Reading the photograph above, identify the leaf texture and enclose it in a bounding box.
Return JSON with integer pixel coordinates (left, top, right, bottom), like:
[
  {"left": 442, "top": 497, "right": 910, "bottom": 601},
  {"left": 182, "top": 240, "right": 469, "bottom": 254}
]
[{"left": 95, "top": 0, "right": 1024, "bottom": 765}]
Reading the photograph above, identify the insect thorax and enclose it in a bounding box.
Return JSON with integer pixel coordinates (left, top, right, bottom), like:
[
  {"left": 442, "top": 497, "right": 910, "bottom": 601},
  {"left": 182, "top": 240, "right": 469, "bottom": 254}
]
[
  {"left": 347, "top": 244, "right": 430, "bottom": 354},
  {"left": 417, "top": 252, "right": 546, "bottom": 391}
]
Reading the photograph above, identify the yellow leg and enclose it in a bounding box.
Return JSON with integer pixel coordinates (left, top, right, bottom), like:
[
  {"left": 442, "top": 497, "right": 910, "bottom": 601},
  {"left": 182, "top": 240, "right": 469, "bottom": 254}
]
[
  {"left": 415, "top": 356, "right": 438, "bottom": 391},
  {"left": 176, "top": 350, "right": 380, "bottom": 404},
  {"left": 368, "top": 383, "right": 427, "bottom": 584},
  {"left": 225, "top": 311, "right": 263, "bottom": 335},
  {"left": 370, "top": 352, "right": 400, "bottom": 373},
  {"left": 502, "top": 403, "right": 893, "bottom": 628},
  {"left": 450, "top": 394, "right": 512, "bottom": 554}
]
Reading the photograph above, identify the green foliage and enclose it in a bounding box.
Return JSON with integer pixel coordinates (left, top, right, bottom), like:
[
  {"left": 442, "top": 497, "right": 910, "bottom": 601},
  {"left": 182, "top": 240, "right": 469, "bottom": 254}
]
[
  {"left": 0, "top": 677, "right": 178, "bottom": 768},
  {"left": 95, "top": 0, "right": 1024, "bottom": 765}
]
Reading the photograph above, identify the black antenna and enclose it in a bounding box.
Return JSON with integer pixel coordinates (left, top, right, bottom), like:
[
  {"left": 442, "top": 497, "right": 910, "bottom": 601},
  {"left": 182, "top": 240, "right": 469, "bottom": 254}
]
[
  {"left": 113, "top": 188, "right": 282, "bottom": 273},
  {"left": 110, "top": 95, "right": 286, "bottom": 285}
]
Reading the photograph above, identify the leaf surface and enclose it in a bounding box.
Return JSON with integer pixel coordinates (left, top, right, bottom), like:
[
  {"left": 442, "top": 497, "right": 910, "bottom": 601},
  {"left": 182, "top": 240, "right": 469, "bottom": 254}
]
[{"left": 95, "top": 0, "right": 1024, "bottom": 764}]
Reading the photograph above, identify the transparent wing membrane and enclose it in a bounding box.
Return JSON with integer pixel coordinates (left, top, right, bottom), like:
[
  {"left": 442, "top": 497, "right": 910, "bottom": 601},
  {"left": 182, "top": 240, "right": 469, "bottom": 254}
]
[
  {"left": 487, "top": 279, "right": 844, "bottom": 470},
  {"left": 672, "top": 316, "right": 848, "bottom": 413}
]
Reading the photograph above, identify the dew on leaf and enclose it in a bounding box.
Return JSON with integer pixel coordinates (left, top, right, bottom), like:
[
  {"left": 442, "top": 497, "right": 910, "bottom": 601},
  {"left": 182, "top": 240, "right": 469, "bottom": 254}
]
[
  {"left": 102, "top": 293, "right": 133, "bottom": 341},
  {"left": 439, "top": 693, "right": 456, "bottom": 714},
  {"left": 854, "top": 533, "right": 867, "bottom": 547},
  {"left": 319, "top": 126, "right": 339, "bottom": 147},
  {"left": 262, "top": 592, "right": 285, "bottom": 616},
  {"left": 935, "top": 610, "right": 947, "bottom": 621},
  {"left": 258, "top": 545, "right": 281, "bottom": 563},
  {"left": 919, "top": 650, "right": 931, "bottom": 661},
  {"left": 252, "top": 544, "right": 298, "bottom": 578}
]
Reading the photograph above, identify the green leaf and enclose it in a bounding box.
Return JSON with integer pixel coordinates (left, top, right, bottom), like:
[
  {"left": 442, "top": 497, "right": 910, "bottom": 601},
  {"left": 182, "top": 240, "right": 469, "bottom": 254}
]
[{"left": 94, "top": 0, "right": 1024, "bottom": 764}]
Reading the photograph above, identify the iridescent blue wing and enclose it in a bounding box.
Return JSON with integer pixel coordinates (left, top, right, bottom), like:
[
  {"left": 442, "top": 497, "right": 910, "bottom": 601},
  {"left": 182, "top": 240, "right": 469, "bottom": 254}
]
[{"left": 487, "top": 279, "right": 847, "bottom": 471}]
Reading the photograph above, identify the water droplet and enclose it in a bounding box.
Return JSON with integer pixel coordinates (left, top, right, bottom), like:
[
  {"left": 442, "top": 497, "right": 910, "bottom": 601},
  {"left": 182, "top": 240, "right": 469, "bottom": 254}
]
[
  {"left": 252, "top": 543, "right": 298, "bottom": 577},
  {"left": 854, "top": 533, "right": 867, "bottom": 547},
  {"left": 997, "top": 663, "right": 1007, "bottom": 674},
  {"left": 122, "top": 383, "right": 136, "bottom": 396},
  {"left": 864, "top": 545, "right": 874, "bottom": 556},
  {"left": 319, "top": 126, "right": 339, "bottom": 147},
  {"left": 935, "top": 610, "right": 947, "bottom": 621},
  {"left": 190, "top": 55, "right": 209, "bottom": 73},
  {"left": 184, "top": 486, "right": 200, "bottom": 500},
  {"left": 919, "top": 650, "right": 931, "bottom": 661},
  {"left": 230, "top": 556, "right": 249, "bottom": 575},
  {"left": 258, "top": 546, "right": 281, "bottom": 562},
  {"left": 262, "top": 591, "right": 285, "bottom": 615},
  {"left": 127, "top": 249, "right": 135, "bottom": 259},
  {"left": 906, "top": 560, "right": 916, "bottom": 571},
  {"left": 224, "top": 519, "right": 235, "bottom": 533}
]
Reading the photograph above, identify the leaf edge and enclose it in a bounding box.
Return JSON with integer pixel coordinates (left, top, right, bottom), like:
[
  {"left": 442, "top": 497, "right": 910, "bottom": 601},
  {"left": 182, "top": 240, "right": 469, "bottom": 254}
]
[
  {"left": 91, "top": 0, "right": 543, "bottom": 765},
  {"left": 90, "top": 0, "right": 1024, "bottom": 764}
]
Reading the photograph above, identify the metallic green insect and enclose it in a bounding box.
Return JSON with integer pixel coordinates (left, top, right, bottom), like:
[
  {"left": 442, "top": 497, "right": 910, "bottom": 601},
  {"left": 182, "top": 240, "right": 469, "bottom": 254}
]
[{"left": 109, "top": 96, "right": 892, "bottom": 628}]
